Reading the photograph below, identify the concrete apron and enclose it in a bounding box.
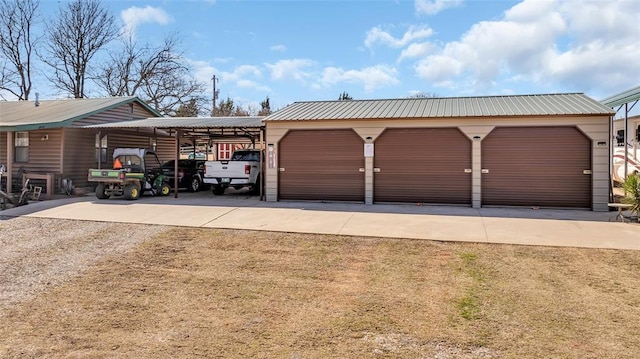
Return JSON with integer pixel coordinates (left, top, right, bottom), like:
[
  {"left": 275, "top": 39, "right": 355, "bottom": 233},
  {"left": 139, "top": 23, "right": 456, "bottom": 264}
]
[{"left": 2, "top": 194, "right": 639, "bottom": 251}]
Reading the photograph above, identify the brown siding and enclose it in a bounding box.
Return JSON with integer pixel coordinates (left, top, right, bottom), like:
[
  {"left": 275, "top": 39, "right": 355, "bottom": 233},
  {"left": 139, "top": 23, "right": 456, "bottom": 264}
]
[
  {"left": 155, "top": 136, "right": 177, "bottom": 164},
  {"left": 107, "top": 133, "right": 154, "bottom": 155},
  {"left": 0, "top": 133, "right": 6, "bottom": 165},
  {"left": 62, "top": 128, "right": 100, "bottom": 188},
  {"left": 17, "top": 129, "right": 64, "bottom": 174},
  {"left": 481, "top": 126, "right": 591, "bottom": 208},
  {"left": 374, "top": 128, "right": 472, "bottom": 204},
  {"left": 278, "top": 129, "right": 364, "bottom": 201},
  {"left": 71, "top": 102, "right": 158, "bottom": 127}
]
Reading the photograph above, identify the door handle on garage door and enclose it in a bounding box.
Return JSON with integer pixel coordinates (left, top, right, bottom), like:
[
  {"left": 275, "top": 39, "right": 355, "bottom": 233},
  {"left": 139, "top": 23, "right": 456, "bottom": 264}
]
[
  {"left": 279, "top": 168, "right": 285, "bottom": 172},
  {"left": 583, "top": 170, "right": 592, "bottom": 175},
  {"left": 481, "top": 169, "right": 489, "bottom": 174},
  {"left": 359, "top": 168, "right": 365, "bottom": 172},
  {"left": 373, "top": 168, "right": 380, "bottom": 172}
]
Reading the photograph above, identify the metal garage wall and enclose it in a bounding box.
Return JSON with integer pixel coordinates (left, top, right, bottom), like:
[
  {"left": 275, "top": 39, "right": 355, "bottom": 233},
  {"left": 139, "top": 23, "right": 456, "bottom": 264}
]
[
  {"left": 278, "top": 129, "right": 364, "bottom": 201},
  {"left": 481, "top": 126, "right": 592, "bottom": 208},
  {"left": 374, "top": 128, "right": 472, "bottom": 204}
]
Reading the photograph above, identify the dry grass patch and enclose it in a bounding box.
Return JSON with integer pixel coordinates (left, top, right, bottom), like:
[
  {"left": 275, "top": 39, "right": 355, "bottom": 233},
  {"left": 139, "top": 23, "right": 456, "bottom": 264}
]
[{"left": 1, "top": 227, "right": 639, "bottom": 358}]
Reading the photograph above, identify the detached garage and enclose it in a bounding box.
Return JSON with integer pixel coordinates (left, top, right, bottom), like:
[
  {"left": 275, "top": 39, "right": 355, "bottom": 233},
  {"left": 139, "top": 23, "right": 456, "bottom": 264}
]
[{"left": 264, "top": 93, "right": 615, "bottom": 211}]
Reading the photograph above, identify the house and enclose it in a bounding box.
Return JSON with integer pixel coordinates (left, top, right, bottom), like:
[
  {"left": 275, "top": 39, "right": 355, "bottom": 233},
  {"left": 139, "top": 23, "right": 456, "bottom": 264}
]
[
  {"left": 0, "top": 97, "right": 173, "bottom": 195},
  {"left": 263, "top": 93, "right": 615, "bottom": 211}
]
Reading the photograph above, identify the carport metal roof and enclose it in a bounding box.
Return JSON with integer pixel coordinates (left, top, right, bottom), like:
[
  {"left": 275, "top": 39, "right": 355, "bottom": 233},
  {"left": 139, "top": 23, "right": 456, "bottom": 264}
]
[
  {"left": 85, "top": 116, "right": 265, "bottom": 140},
  {"left": 600, "top": 85, "right": 640, "bottom": 109}
]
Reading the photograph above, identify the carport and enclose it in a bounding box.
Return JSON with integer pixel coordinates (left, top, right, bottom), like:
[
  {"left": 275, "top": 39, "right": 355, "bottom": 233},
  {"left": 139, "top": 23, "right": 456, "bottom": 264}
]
[{"left": 85, "top": 116, "right": 266, "bottom": 199}]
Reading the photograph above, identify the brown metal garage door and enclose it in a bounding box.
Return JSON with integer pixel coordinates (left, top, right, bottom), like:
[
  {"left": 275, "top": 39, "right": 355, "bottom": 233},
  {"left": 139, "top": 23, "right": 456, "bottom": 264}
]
[
  {"left": 374, "top": 128, "right": 472, "bottom": 204},
  {"left": 481, "top": 126, "right": 591, "bottom": 208},
  {"left": 278, "top": 129, "right": 364, "bottom": 201}
]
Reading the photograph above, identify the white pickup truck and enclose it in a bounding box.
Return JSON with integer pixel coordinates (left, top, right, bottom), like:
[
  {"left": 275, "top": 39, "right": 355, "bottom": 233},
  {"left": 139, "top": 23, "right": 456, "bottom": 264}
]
[{"left": 203, "top": 149, "right": 261, "bottom": 195}]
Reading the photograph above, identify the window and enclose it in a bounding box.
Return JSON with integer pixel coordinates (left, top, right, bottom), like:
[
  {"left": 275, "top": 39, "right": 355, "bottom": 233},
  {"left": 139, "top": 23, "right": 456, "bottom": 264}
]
[
  {"left": 218, "top": 143, "right": 233, "bottom": 160},
  {"left": 14, "top": 132, "right": 29, "bottom": 163},
  {"left": 616, "top": 130, "right": 625, "bottom": 146},
  {"left": 95, "top": 134, "right": 108, "bottom": 164}
]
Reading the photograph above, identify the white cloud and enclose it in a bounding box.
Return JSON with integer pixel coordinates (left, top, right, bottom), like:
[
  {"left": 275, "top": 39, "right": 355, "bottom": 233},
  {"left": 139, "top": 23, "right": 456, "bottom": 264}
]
[
  {"left": 365, "top": 25, "right": 434, "bottom": 49},
  {"left": 237, "top": 79, "right": 271, "bottom": 92},
  {"left": 265, "top": 59, "right": 316, "bottom": 81},
  {"left": 415, "top": 0, "right": 463, "bottom": 15},
  {"left": 399, "top": 42, "right": 433, "bottom": 62},
  {"left": 413, "top": 0, "right": 640, "bottom": 95},
  {"left": 121, "top": 6, "right": 172, "bottom": 37},
  {"left": 221, "top": 65, "right": 263, "bottom": 83},
  {"left": 320, "top": 65, "right": 399, "bottom": 92},
  {"left": 270, "top": 44, "right": 287, "bottom": 52}
]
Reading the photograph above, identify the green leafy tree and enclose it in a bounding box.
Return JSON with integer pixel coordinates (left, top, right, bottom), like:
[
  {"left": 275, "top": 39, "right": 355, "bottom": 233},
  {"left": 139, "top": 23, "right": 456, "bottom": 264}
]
[
  {"left": 174, "top": 98, "right": 199, "bottom": 117},
  {"left": 213, "top": 97, "right": 235, "bottom": 116},
  {"left": 257, "top": 96, "right": 271, "bottom": 116}
]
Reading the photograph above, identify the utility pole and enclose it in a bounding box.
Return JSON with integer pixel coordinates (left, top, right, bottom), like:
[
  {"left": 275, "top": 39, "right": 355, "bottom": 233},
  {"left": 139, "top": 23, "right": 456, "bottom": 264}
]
[{"left": 212, "top": 75, "right": 219, "bottom": 115}]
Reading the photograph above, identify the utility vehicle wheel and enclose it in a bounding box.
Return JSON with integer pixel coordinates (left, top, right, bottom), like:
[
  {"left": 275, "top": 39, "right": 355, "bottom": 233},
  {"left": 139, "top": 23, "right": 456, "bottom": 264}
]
[
  {"left": 188, "top": 176, "right": 201, "bottom": 192},
  {"left": 95, "top": 183, "right": 109, "bottom": 199},
  {"left": 159, "top": 183, "right": 171, "bottom": 196},
  {"left": 212, "top": 186, "right": 225, "bottom": 195},
  {"left": 124, "top": 184, "right": 141, "bottom": 200}
]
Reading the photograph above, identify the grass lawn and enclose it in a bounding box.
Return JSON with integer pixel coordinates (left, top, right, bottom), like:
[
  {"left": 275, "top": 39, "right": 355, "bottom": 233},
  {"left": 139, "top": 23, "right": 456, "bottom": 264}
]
[{"left": 1, "top": 227, "right": 639, "bottom": 358}]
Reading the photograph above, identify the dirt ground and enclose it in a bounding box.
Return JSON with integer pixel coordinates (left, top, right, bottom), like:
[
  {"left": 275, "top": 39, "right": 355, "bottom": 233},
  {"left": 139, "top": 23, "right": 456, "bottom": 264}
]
[{"left": 1, "top": 224, "right": 639, "bottom": 358}]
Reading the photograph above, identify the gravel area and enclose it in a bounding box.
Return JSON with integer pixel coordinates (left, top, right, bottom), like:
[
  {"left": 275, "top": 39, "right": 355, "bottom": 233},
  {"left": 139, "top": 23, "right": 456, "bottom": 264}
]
[{"left": 0, "top": 216, "right": 169, "bottom": 315}]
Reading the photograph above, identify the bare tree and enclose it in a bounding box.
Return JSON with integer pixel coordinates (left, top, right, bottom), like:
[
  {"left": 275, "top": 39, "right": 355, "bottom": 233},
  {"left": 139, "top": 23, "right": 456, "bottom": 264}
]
[
  {"left": 42, "top": 0, "right": 118, "bottom": 98},
  {"left": 0, "top": 0, "right": 40, "bottom": 100},
  {"left": 95, "top": 34, "right": 207, "bottom": 116}
]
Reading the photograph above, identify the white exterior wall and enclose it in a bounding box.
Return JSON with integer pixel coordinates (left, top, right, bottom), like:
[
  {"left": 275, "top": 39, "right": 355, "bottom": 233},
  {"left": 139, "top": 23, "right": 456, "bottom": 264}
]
[{"left": 265, "top": 115, "right": 611, "bottom": 211}]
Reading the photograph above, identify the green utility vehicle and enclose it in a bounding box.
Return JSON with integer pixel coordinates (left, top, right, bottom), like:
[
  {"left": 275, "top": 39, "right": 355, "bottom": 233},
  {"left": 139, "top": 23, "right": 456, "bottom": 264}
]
[{"left": 88, "top": 148, "right": 171, "bottom": 200}]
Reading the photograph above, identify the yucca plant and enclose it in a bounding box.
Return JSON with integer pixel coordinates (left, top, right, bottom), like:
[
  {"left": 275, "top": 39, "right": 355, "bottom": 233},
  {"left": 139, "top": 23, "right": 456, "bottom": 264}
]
[{"left": 621, "top": 173, "right": 640, "bottom": 221}]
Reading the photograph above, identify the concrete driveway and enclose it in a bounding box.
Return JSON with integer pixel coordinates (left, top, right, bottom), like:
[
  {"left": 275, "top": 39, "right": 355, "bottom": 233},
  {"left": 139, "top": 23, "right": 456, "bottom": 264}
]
[{"left": 2, "top": 192, "right": 639, "bottom": 250}]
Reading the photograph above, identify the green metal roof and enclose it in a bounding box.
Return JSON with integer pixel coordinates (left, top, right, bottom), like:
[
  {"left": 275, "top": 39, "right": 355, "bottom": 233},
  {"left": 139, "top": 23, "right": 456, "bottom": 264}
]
[
  {"left": 600, "top": 85, "right": 640, "bottom": 108},
  {"left": 264, "top": 93, "right": 614, "bottom": 122},
  {"left": 0, "top": 97, "right": 162, "bottom": 132}
]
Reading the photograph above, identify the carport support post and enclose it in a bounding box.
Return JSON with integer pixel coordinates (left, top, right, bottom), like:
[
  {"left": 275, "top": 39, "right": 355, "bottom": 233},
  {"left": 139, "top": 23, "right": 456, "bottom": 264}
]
[
  {"left": 5, "top": 132, "right": 13, "bottom": 193},
  {"left": 174, "top": 130, "right": 181, "bottom": 198}
]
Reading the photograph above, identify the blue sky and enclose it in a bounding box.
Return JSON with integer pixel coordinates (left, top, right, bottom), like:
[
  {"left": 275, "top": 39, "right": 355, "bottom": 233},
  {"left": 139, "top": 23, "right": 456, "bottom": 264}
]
[{"left": 36, "top": 0, "right": 640, "bottom": 114}]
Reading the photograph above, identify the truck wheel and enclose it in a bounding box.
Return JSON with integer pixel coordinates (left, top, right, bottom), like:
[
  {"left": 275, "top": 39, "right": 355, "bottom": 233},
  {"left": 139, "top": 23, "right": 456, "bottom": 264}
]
[
  {"left": 188, "top": 176, "right": 201, "bottom": 192},
  {"left": 95, "top": 183, "right": 109, "bottom": 199},
  {"left": 124, "top": 184, "right": 141, "bottom": 200},
  {"left": 250, "top": 175, "right": 261, "bottom": 195},
  {"left": 212, "top": 187, "right": 225, "bottom": 195},
  {"left": 159, "top": 183, "right": 171, "bottom": 196}
]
